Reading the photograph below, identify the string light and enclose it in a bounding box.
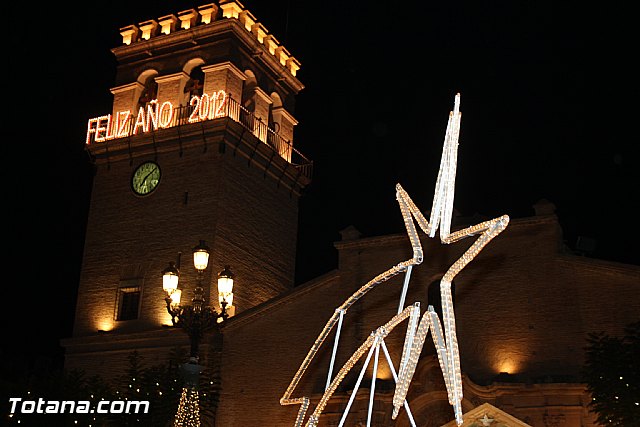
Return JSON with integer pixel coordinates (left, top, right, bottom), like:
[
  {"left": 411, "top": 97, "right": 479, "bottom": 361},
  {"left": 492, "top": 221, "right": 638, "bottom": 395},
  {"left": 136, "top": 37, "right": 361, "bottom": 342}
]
[
  {"left": 174, "top": 387, "right": 201, "bottom": 427},
  {"left": 307, "top": 307, "right": 414, "bottom": 425},
  {"left": 280, "top": 93, "right": 509, "bottom": 426}
]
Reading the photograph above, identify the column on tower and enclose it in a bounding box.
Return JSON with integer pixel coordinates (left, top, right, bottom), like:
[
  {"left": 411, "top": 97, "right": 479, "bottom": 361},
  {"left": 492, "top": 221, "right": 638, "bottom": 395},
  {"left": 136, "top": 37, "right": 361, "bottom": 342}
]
[
  {"left": 119, "top": 25, "right": 139, "bottom": 45},
  {"left": 271, "top": 107, "right": 298, "bottom": 162},
  {"left": 110, "top": 82, "right": 144, "bottom": 116},
  {"left": 251, "top": 87, "right": 272, "bottom": 143},
  {"left": 202, "top": 62, "right": 247, "bottom": 121},
  {"left": 156, "top": 72, "right": 190, "bottom": 108},
  {"left": 138, "top": 20, "right": 158, "bottom": 40},
  {"left": 158, "top": 15, "right": 178, "bottom": 35},
  {"left": 197, "top": 4, "right": 219, "bottom": 25},
  {"left": 177, "top": 9, "right": 198, "bottom": 30}
]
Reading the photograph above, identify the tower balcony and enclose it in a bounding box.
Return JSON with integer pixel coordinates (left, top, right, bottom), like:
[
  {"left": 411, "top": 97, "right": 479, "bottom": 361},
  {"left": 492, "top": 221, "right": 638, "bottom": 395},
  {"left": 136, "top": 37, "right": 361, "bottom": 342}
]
[{"left": 85, "top": 94, "right": 313, "bottom": 184}]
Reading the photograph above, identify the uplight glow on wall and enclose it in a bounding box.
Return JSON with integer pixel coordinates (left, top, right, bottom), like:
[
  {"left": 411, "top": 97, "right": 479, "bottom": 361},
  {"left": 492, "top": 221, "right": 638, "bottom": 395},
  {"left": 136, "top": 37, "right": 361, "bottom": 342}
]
[{"left": 280, "top": 94, "right": 509, "bottom": 427}]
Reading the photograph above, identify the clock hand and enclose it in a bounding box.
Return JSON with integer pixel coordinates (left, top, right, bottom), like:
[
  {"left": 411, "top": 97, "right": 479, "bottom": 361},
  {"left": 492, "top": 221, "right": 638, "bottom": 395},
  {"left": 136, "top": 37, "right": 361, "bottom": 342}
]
[
  {"left": 139, "top": 169, "right": 158, "bottom": 190},
  {"left": 142, "top": 169, "right": 156, "bottom": 183}
]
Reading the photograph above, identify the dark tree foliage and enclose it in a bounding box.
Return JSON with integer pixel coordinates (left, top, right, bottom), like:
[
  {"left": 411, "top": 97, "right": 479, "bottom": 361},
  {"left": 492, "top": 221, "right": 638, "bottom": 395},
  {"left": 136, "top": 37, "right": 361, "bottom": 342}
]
[
  {"left": 2, "top": 348, "right": 221, "bottom": 427},
  {"left": 583, "top": 321, "right": 640, "bottom": 426}
]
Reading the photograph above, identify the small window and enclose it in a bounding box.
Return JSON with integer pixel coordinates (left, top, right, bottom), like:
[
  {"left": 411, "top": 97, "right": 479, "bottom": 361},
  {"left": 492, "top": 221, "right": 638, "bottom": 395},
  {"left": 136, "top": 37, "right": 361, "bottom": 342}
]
[
  {"left": 116, "top": 286, "right": 141, "bottom": 321},
  {"left": 184, "top": 65, "right": 204, "bottom": 99},
  {"left": 138, "top": 78, "right": 158, "bottom": 109}
]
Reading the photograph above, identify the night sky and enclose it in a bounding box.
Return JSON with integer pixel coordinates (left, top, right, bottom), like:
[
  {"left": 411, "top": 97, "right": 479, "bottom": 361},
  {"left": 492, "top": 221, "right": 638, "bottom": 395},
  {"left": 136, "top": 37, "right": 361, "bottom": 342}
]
[{"left": 5, "top": 1, "right": 638, "bottom": 369}]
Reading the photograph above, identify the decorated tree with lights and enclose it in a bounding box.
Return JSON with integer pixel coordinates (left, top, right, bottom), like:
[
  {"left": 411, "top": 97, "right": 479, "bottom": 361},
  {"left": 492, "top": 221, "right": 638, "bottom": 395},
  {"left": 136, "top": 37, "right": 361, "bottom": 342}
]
[
  {"left": 170, "top": 352, "right": 221, "bottom": 427},
  {"left": 583, "top": 321, "right": 640, "bottom": 426},
  {"left": 174, "top": 386, "right": 201, "bottom": 426}
]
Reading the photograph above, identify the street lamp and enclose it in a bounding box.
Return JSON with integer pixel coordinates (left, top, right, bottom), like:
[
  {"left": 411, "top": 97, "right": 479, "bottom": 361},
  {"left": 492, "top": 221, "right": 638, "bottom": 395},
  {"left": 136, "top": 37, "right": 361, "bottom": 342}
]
[
  {"left": 217, "top": 265, "right": 235, "bottom": 313},
  {"left": 162, "top": 241, "right": 235, "bottom": 427},
  {"left": 162, "top": 240, "right": 234, "bottom": 362}
]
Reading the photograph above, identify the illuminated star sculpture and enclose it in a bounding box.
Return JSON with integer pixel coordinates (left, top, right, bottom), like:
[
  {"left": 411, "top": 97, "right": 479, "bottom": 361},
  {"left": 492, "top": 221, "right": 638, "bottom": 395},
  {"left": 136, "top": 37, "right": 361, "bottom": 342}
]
[{"left": 280, "top": 93, "right": 509, "bottom": 427}]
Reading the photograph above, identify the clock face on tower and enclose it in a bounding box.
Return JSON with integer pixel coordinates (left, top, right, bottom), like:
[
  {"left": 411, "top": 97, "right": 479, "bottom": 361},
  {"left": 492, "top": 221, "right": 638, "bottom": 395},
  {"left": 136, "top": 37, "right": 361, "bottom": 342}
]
[{"left": 131, "top": 161, "right": 161, "bottom": 196}]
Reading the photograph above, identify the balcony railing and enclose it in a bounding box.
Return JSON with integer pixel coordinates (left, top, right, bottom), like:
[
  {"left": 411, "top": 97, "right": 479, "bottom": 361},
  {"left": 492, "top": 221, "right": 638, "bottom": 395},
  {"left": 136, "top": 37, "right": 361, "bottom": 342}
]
[{"left": 88, "top": 95, "right": 313, "bottom": 180}]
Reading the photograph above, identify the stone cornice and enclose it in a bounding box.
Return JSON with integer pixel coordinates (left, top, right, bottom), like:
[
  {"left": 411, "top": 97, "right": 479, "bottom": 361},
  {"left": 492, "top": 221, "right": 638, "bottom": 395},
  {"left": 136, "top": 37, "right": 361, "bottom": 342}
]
[
  {"left": 110, "top": 81, "right": 144, "bottom": 94},
  {"left": 112, "top": 8, "right": 304, "bottom": 93},
  {"left": 333, "top": 215, "right": 560, "bottom": 250},
  {"left": 154, "top": 71, "right": 190, "bottom": 83},
  {"left": 61, "top": 326, "right": 188, "bottom": 354}
]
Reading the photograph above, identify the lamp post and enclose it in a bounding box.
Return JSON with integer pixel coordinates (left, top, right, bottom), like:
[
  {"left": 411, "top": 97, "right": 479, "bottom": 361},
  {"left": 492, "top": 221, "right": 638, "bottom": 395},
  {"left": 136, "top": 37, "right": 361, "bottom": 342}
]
[
  {"left": 162, "top": 240, "right": 234, "bottom": 362},
  {"left": 162, "top": 241, "right": 235, "bottom": 426}
]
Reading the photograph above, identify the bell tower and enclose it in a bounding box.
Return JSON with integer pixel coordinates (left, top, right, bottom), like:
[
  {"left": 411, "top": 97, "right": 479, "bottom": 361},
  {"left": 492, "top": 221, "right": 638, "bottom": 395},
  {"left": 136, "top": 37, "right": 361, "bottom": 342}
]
[{"left": 63, "top": 1, "right": 311, "bottom": 376}]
